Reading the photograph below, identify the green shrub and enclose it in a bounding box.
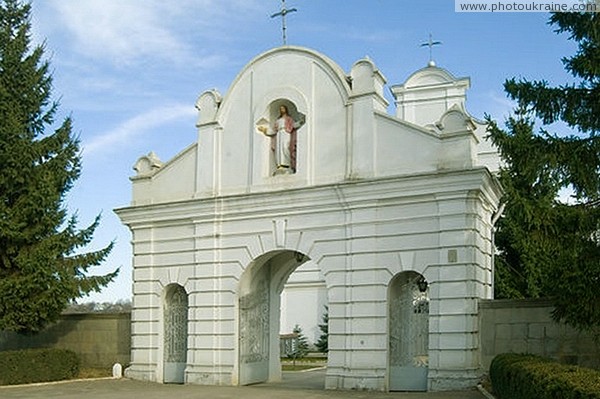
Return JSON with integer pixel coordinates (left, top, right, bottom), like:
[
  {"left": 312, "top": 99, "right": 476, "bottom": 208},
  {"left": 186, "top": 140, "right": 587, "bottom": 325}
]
[
  {"left": 490, "top": 353, "right": 600, "bottom": 399},
  {"left": 0, "top": 348, "right": 79, "bottom": 385}
]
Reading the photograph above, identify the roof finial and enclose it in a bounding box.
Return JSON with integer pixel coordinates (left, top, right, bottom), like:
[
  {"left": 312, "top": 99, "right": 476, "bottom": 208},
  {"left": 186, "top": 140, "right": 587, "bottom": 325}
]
[
  {"left": 271, "top": 0, "right": 298, "bottom": 45},
  {"left": 420, "top": 33, "right": 442, "bottom": 67}
]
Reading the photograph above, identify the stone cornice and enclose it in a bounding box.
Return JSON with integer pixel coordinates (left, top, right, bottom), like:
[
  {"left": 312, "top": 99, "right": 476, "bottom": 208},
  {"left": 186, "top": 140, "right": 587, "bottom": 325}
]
[{"left": 115, "top": 167, "right": 501, "bottom": 227}]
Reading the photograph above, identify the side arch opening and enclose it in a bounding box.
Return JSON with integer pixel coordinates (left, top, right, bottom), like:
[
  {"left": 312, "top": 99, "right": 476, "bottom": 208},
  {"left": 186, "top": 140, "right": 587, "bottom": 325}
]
[
  {"left": 163, "top": 284, "right": 188, "bottom": 384},
  {"left": 388, "top": 271, "right": 429, "bottom": 391}
]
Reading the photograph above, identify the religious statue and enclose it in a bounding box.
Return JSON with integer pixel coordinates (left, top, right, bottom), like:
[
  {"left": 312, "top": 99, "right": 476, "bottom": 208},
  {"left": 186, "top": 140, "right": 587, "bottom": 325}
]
[{"left": 257, "top": 105, "right": 305, "bottom": 175}]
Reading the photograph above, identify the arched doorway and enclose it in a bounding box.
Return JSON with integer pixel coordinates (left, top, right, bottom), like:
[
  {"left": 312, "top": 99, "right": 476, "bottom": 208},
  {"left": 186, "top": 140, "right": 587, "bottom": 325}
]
[
  {"left": 163, "top": 284, "right": 188, "bottom": 384},
  {"left": 238, "top": 250, "right": 311, "bottom": 386},
  {"left": 388, "top": 271, "right": 429, "bottom": 391}
]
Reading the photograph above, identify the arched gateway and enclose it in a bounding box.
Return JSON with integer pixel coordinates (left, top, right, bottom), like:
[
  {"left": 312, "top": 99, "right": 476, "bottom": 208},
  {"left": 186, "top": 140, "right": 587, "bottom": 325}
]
[
  {"left": 238, "top": 250, "right": 309, "bottom": 385},
  {"left": 116, "top": 46, "right": 502, "bottom": 391}
]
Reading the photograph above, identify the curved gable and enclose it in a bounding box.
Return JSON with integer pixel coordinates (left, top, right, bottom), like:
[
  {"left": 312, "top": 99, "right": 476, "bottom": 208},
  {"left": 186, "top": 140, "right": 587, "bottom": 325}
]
[
  {"left": 198, "top": 46, "right": 353, "bottom": 194},
  {"left": 223, "top": 46, "right": 352, "bottom": 111}
]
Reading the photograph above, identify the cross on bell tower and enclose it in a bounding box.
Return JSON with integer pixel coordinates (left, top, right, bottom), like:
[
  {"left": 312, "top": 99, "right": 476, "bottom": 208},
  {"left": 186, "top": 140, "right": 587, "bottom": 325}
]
[
  {"left": 420, "top": 33, "right": 442, "bottom": 67},
  {"left": 271, "top": 0, "right": 298, "bottom": 45}
]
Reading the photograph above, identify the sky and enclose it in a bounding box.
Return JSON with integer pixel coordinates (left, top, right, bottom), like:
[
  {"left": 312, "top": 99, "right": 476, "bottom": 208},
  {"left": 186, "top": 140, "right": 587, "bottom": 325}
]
[{"left": 27, "top": 0, "right": 578, "bottom": 303}]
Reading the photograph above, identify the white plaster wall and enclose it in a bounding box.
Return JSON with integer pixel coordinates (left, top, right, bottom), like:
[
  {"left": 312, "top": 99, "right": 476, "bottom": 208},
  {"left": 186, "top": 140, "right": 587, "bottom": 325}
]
[
  {"left": 391, "top": 66, "right": 500, "bottom": 175},
  {"left": 374, "top": 113, "right": 440, "bottom": 175}
]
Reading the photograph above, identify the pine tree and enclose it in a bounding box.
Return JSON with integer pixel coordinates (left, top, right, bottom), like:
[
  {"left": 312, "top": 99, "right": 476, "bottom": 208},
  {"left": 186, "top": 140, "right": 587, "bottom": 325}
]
[
  {"left": 287, "top": 324, "right": 309, "bottom": 365},
  {"left": 488, "top": 12, "right": 599, "bottom": 332},
  {"left": 315, "top": 306, "right": 328, "bottom": 353},
  {"left": 0, "top": 0, "right": 117, "bottom": 334}
]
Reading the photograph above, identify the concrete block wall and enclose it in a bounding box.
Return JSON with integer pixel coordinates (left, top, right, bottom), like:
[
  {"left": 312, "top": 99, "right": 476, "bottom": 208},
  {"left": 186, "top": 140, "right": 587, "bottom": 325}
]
[
  {"left": 0, "top": 313, "right": 131, "bottom": 368},
  {"left": 479, "top": 298, "right": 600, "bottom": 371}
]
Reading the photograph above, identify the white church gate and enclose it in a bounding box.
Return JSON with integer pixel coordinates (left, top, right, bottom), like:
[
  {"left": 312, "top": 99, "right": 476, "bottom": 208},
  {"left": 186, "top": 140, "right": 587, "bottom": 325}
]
[
  {"left": 388, "top": 271, "right": 429, "bottom": 391},
  {"left": 163, "top": 284, "right": 188, "bottom": 383},
  {"left": 116, "top": 46, "right": 502, "bottom": 391}
]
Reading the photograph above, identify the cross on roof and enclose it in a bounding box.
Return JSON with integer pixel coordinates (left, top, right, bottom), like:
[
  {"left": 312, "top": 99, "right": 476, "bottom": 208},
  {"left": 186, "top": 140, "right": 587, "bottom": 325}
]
[
  {"left": 420, "top": 33, "right": 442, "bottom": 67},
  {"left": 271, "top": 0, "right": 298, "bottom": 45}
]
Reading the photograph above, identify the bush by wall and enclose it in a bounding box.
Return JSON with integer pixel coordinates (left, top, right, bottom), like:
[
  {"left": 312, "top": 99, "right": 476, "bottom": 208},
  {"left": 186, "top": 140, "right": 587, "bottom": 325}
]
[
  {"left": 490, "top": 353, "right": 600, "bottom": 399},
  {"left": 0, "top": 348, "right": 79, "bottom": 385}
]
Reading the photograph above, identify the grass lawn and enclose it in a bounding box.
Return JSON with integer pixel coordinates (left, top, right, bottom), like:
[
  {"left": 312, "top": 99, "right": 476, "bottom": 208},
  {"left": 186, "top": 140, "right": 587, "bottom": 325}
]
[
  {"left": 281, "top": 364, "right": 325, "bottom": 371},
  {"left": 280, "top": 355, "right": 327, "bottom": 371},
  {"left": 281, "top": 356, "right": 327, "bottom": 364}
]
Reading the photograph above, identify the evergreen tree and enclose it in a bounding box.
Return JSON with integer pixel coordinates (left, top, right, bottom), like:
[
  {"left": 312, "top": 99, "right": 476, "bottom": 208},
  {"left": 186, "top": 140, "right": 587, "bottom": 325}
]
[
  {"left": 315, "top": 306, "right": 328, "bottom": 353},
  {"left": 0, "top": 0, "right": 117, "bottom": 334},
  {"left": 488, "top": 12, "right": 599, "bottom": 332},
  {"left": 287, "top": 324, "right": 309, "bottom": 365}
]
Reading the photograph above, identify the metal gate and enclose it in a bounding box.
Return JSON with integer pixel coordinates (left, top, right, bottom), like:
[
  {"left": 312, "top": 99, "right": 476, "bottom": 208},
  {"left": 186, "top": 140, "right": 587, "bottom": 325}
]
[
  {"left": 164, "top": 285, "right": 188, "bottom": 384},
  {"left": 389, "top": 272, "right": 429, "bottom": 391},
  {"left": 239, "top": 278, "right": 270, "bottom": 385}
]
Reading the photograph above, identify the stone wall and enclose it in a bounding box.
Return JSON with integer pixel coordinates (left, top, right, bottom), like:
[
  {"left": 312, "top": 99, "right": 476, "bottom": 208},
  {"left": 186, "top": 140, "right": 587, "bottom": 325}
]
[
  {"left": 0, "top": 313, "right": 131, "bottom": 369},
  {"left": 479, "top": 298, "right": 600, "bottom": 371}
]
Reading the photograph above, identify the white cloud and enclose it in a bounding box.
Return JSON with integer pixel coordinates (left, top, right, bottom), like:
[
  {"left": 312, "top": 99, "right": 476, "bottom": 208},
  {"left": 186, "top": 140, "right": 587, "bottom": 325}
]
[
  {"left": 487, "top": 91, "right": 517, "bottom": 120},
  {"left": 47, "top": 1, "right": 187, "bottom": 65},
  {"left": 83, "top": 104, "right": 196, "bottom": 156},
  {"left": 41, "top": 0, "right": 263, "bottom": 67}
]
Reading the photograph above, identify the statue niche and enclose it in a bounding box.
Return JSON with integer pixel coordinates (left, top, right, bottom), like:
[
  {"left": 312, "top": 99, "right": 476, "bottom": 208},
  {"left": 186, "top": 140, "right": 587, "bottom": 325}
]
[{"left": 256, "top": 100, "right": 305, "bottom": 176}]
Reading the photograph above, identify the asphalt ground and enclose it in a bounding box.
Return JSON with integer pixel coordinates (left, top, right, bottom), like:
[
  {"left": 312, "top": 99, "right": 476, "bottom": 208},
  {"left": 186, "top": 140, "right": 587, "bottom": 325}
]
[{"left": 0, "top": 369, "right": 486, "bottom": 399}]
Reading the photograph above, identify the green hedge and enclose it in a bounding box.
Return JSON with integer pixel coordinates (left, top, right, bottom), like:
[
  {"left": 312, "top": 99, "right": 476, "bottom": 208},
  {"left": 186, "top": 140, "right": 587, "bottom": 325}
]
[
  {"left": 490, "top": 353, "right": 600, "bottom": 399},
  {"left": 0, "top": 348, "right": 79, "bottom": 385}
]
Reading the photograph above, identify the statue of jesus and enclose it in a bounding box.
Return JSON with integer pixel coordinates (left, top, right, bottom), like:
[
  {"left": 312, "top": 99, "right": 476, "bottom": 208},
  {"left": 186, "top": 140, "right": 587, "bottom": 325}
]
[{"left": 258, "top": 105, "right": 305, "bottom": 175}]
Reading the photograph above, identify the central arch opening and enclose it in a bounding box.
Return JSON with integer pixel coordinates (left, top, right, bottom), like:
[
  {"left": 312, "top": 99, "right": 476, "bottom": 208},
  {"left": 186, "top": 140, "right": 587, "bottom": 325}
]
[{"left": 238, "top": 250, "right": 326, "bottom": 388}]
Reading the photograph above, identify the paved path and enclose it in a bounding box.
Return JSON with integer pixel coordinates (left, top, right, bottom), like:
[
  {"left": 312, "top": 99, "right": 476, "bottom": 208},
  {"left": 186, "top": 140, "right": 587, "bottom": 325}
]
[{"left": 0, "top": 370, "right": 486, "bottom": 399}]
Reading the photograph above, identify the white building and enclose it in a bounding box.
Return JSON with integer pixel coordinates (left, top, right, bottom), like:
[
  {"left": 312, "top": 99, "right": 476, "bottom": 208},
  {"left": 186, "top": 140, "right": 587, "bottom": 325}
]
[{"left": 116, "top": 45, "right": 502, "bottom": 391}]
